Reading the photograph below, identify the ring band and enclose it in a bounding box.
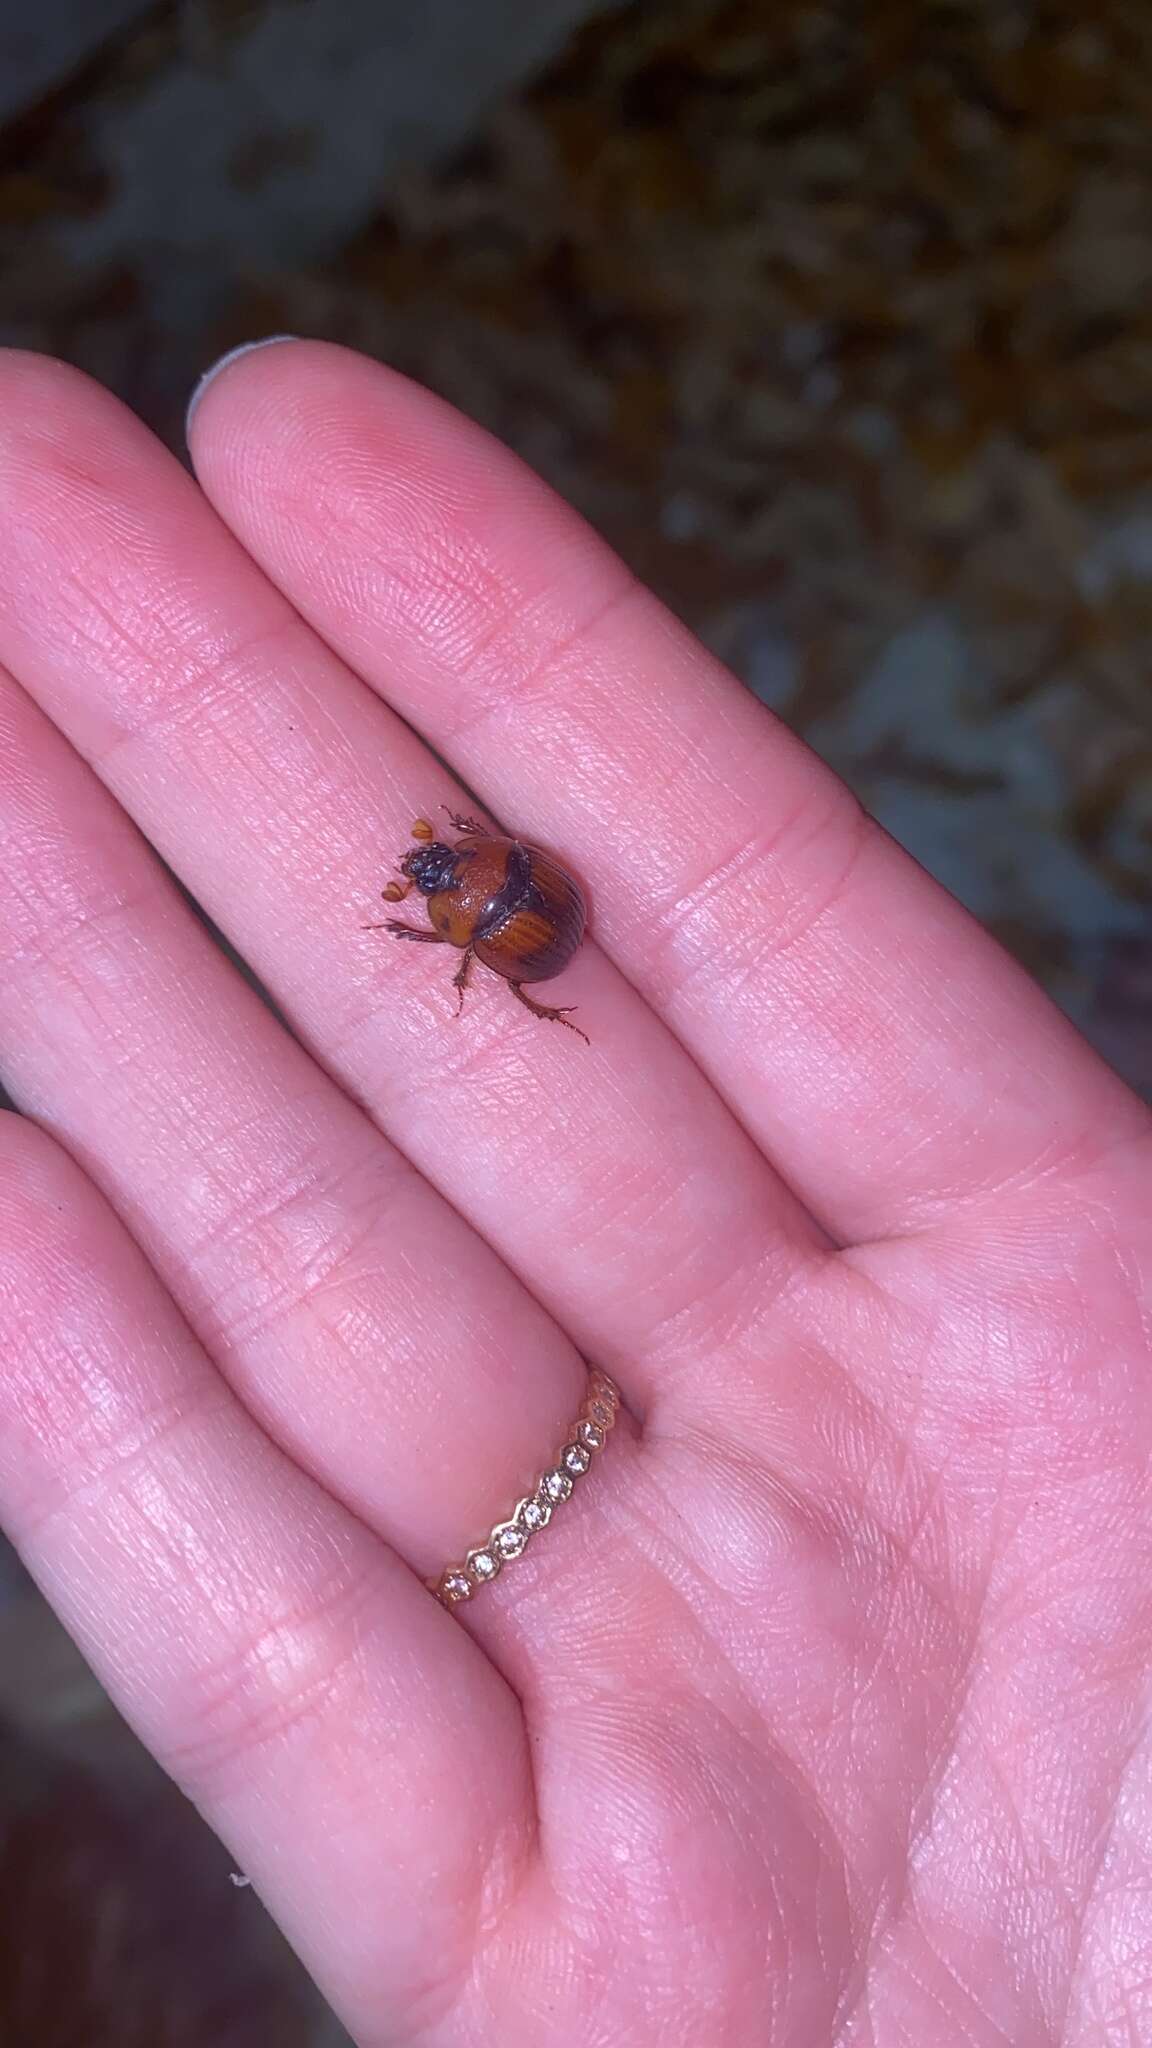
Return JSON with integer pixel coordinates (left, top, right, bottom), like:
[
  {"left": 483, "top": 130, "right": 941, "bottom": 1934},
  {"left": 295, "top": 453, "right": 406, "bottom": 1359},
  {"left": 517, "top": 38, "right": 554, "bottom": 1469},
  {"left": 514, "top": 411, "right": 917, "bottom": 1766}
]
[{"left": 430, "top": 1370, "right": 621, "bottom": 1606}]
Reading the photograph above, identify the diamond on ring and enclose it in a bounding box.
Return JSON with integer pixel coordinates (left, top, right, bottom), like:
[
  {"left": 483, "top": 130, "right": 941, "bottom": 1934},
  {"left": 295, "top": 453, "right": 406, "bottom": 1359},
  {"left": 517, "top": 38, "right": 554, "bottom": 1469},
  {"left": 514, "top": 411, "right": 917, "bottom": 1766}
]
[
  {"left": 466, "top": 1547, "right": 500, "bottom": 1584},
  {"left": 517, "top": 1495, "right": 551, "bottom": 1532}
]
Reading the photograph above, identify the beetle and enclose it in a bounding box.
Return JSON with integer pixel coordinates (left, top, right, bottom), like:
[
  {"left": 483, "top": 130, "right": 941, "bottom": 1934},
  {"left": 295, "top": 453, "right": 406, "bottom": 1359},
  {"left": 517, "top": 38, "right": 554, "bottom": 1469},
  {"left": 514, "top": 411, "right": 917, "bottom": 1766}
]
[{"left": 368, "top": 811, "right": 589, "bottom": 1042}]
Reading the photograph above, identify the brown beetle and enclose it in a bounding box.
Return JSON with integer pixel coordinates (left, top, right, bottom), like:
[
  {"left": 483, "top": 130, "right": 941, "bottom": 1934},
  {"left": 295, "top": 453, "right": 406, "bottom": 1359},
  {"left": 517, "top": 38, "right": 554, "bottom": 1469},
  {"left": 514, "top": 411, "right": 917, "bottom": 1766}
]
[{"left": 369, "top": 811, "right": 589, "bottom": 1042}]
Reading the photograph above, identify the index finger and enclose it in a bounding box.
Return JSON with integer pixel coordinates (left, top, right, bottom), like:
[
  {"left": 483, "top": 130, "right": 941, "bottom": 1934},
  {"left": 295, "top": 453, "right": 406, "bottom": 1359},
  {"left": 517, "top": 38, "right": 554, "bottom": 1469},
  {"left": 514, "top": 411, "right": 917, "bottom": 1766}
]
[{"left": 190, "top": 340, "right": 1148, "bottom": 1242}]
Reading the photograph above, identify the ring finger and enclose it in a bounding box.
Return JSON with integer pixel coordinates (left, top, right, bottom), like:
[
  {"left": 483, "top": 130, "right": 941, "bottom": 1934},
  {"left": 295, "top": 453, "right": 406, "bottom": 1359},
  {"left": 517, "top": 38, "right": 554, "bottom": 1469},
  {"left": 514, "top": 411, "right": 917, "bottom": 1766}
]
[{"left": 0, "top": 665, "right": 608, "bottom": 1588}]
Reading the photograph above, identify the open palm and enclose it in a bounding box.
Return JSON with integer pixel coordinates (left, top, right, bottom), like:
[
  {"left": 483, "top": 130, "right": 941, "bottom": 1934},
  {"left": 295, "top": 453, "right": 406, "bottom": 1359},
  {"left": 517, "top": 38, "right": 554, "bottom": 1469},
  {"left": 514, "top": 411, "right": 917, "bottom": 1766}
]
[{"left": 0, "top": 341, "right": 1149, "bottom": 2046}]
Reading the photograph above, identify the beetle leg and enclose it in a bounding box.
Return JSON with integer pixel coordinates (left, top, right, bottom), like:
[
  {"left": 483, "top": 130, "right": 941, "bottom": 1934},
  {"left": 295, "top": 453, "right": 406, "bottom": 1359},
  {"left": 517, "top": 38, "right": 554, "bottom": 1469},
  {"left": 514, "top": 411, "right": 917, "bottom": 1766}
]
[
  {"left": 509, "top": 981, "right": 590, "bottom": 1045},
  {"left": 452, "top": 945, "right": 476, "bottom": 1016},
  {"left": 361, "top": 920, "right": 448, "bottom": 939},
  {"left": 442, "top": 807, "right": 488, "bottom": 837}
]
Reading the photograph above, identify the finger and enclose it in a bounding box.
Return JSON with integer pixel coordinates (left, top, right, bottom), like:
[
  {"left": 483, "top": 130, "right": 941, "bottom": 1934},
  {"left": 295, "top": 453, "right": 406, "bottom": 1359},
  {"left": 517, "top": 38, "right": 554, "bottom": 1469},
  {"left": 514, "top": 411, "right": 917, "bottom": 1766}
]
[
  {"left": 0, "top": 1113, "right": 527, "bottom": 2043},
  {"left": 0, "top": 662, "right": 590, "bottom": 1579},
  {"left": 0, "top": 351, "right": 821, "bottom": 1417},
  {"left": 188, "top": 340, "right": 1148, "bottom": 1241}
]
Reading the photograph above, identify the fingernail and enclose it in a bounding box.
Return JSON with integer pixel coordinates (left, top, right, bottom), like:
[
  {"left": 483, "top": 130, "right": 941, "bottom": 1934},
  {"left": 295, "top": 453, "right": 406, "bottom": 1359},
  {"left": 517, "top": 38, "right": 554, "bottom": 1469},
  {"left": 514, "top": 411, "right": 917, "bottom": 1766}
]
[{"left": 186, "top": 335, "right": 299, "bottom": 436}]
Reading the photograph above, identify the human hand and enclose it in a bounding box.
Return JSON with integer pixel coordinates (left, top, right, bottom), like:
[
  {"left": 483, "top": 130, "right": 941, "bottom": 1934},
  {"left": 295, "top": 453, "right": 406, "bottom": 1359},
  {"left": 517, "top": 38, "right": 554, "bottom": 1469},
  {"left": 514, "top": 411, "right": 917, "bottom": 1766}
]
[{"left": 0, "top": 341, "right": 1148, "bottom": 2046}]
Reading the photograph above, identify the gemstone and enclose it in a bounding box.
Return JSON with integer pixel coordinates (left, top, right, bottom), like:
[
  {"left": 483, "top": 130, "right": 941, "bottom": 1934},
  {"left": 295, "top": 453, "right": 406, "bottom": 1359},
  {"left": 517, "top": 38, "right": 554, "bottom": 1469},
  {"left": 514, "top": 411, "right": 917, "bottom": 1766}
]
[
  {"left": 494, "top": 1523, "right": 527, "bottom": 1560},
  {"left": 467, "top": 1547, "right": 500, "bottom": 1583},
  {"left": 578, "top": 1420, "right": 605, "bottom": 1451},
  {"left": 441, "top": 1571, "right": 472, "bottom": 1603},
  {"left": 588, "top": 1398, "right": 614, "bottom": 1427},
  {"left": 542, "top": 1467, "right": 574, "bottom": 1503},
  {"left": 563, "top": 1442, "right": 592, "bottom": 1476},
  {"left": 517, "top": 1495, "right": 551, "bottom": 1532}
]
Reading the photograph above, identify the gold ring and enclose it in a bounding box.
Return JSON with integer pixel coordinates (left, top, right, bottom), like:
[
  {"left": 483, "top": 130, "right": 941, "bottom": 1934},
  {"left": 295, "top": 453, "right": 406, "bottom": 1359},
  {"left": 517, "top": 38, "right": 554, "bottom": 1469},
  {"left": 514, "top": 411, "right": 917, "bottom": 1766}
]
[{"left": 430, "top": 1370, "right": 621, "bottom": 1606}]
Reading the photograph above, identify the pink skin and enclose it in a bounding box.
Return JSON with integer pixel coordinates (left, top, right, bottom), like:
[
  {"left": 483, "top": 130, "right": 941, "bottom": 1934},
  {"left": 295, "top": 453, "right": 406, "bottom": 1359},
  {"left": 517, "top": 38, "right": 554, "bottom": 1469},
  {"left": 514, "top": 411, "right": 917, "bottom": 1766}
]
[{"left": 0, "top": 344, "right": 1147, "bottom": 2046}]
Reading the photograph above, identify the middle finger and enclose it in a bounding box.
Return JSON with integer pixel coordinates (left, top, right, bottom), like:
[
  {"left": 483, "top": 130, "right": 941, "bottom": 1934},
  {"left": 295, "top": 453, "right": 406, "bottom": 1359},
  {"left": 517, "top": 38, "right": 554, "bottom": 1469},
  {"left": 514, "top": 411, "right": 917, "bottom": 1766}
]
[{"left": 0, "top": 353, "right": 822, "bottom": 1412}]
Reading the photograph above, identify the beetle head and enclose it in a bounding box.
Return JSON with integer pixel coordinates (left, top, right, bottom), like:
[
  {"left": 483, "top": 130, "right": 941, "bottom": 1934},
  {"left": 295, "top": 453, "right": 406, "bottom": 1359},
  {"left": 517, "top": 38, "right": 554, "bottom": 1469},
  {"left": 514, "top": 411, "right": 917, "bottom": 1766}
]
[{"left": 399, "top": 840, "right": 464, "bottom": 896}]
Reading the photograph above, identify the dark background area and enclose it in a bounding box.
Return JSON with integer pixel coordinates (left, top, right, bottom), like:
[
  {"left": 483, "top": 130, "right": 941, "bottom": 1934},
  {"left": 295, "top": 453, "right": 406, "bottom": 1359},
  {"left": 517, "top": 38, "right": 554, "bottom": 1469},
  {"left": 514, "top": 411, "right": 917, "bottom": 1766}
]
[{"left": 1, "top": 1, "right": 1150, "bottom": 2039}]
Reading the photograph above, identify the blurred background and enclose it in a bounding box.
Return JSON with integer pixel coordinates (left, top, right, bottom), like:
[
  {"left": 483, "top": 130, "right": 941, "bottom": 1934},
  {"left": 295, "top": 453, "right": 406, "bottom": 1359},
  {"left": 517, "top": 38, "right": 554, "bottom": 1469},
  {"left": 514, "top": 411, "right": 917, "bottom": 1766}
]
[{"left": 1, "top": 0, "right": 1150, "bottom": 2038}]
